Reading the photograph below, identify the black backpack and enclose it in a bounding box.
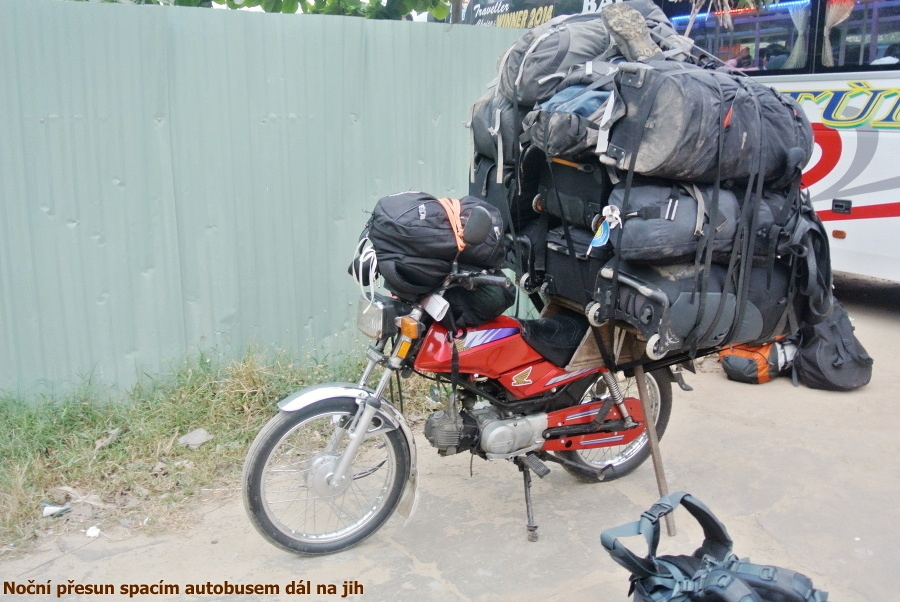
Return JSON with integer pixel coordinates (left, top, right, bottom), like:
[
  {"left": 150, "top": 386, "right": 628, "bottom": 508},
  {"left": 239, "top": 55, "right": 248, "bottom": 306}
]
[
  {"left": 793, "top": 299, "right": 873, "bottom": 391},
  {"left": 601, "top": 492, "right": 828, "bottom": 602},
  {"left": 360, "top": 192, "right": 506, "bottom": 298}
]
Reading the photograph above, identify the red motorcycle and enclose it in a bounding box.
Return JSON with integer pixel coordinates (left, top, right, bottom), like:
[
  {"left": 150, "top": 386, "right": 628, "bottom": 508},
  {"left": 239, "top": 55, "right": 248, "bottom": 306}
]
[{"left": 242, "top": 209, "right": 681, "bottom": 556}]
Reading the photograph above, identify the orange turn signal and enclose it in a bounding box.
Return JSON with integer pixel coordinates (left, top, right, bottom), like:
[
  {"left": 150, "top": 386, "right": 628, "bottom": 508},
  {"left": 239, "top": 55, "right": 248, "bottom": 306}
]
[
  {"left": 398, "top": 316, "right": 422, "bottom": 339},
  {"left": 832, "top": 230, "right": 847, "bottom": 240}
]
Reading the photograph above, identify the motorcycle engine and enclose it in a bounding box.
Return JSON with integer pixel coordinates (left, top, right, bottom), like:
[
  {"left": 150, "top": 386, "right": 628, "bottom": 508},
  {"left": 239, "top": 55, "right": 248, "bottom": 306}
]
[
  {"left": 424, "top": 405, "right": 548, "bottom": 457},
  {"left": 423, "top": 410, "right": 478, "bottom": 456}
]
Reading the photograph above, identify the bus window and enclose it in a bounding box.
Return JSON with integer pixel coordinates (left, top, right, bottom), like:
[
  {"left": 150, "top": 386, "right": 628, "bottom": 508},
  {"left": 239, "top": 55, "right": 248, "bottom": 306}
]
[
  {"left": 822, "top": 0, "right": 900, "bottom": 68},
  {"left": 669, "top": 1, "right": 813, "bottom": 72}
]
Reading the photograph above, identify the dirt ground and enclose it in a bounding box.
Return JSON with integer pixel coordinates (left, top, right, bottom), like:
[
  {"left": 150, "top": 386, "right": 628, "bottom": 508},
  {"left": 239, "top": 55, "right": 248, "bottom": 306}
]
[{"left": 2, "top": 273, "right": 897, "bottom": 601}]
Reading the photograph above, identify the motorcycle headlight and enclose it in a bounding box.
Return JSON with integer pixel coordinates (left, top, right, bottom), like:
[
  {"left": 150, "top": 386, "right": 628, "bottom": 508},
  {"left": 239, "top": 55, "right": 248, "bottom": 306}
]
[{"left": 356, "top": 294, "right": 409, "bottom": 340}]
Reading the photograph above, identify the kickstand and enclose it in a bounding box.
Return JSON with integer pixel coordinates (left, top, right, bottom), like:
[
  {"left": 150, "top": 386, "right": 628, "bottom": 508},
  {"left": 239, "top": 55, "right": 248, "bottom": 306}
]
[{"left": 515, "top": 457, "right": 539, "bottom": 542}]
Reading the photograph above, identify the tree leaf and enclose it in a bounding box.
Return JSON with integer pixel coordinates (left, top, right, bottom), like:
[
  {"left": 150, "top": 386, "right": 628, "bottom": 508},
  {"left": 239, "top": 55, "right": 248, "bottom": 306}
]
[
  {"left": 281, "top": 0, "right": 299, "bottom": 11},
  {"left": 429, "top": 1, "right": 449, "bottom": 20}
]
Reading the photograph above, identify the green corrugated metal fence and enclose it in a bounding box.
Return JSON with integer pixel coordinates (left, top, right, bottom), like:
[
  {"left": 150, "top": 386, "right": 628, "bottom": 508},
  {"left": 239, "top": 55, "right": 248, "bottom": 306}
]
[{"left": 0, "top": 0, "right": 522, "bottom": 396}]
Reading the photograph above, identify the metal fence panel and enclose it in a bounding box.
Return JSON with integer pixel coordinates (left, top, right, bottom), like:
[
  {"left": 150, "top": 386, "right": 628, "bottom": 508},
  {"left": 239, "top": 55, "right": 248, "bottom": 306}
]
[{"left": 0, "top": 0, "right": 522, "bottom": 396}]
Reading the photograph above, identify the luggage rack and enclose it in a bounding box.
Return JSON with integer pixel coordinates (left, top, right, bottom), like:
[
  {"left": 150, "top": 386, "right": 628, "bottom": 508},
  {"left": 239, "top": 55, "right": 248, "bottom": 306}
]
[{"left": 540, "top": 296, "right": 642, "bottom": 371}]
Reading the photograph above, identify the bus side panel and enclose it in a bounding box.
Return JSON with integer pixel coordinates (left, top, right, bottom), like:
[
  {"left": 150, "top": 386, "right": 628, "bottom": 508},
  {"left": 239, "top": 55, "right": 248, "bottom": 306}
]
[{"left": 767, "top": 73, "right": 900, "bottom": 283}]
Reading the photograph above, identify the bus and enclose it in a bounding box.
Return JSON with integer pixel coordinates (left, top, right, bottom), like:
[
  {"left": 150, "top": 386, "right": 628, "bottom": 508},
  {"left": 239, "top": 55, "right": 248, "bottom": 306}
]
[{"left": 665, "top": 0, "right": 900, "bottom": 283}]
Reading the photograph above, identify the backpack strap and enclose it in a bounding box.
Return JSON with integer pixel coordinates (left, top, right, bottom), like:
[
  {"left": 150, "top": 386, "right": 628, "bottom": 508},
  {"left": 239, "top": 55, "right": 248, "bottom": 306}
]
[
  {"left": 786, "top": 200, "right": 834, "bottom": 323},
  {"left": 601, "top": 492, "right": 735, "bottom": 581},
  {"left": 467, "top": 103, "right": 477, "bottom": 185},
  {"left": 692, "top": 568, "right": 764, "bottom": 601},
  {"left": 721, "top": 561, "right": 830, "bottom": 602},
  {"left": 541, "top": 151, "right": 619, "bottom": 370},
  {"left": 604, "top": 494, "right": 829, "bottom": 602},
  {"left": 490, "top": 107, "right": 506, "bottom": 181},
  {"left": 600, "top": 64, "right": 671, "bottom": 369},
  {"left": 436, "top": 198, "right": 465, "bottom": 253},
  {"left": 600, "top": 502, "right": 666, "bottom": 579},
  {"left": 677, "top": 493, "right": 734, "bottom": 563},
  {"left": 683, "top": 74, "right": 731, "bottom": 356},
  {"left": 634, "top": 558, "right": 698, "bottom": 602},
  {"left": 685, "top": 183, "right": 707, "bottom": 238}
]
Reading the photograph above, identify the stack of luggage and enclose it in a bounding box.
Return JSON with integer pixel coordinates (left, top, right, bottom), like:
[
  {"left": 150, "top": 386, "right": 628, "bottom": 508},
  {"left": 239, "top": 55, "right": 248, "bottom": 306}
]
[{"left": 467, "top": 0, "right": 833, "bottom": 368}]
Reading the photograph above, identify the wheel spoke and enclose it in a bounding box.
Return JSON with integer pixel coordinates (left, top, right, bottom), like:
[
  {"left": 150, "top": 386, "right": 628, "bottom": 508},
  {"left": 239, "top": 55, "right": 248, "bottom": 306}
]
[
  {"left": 352, "top": 459, "right": 387, "bottom": 480},
  {"left": 251, "top": 409, "right": 399, "bottom": 542}
]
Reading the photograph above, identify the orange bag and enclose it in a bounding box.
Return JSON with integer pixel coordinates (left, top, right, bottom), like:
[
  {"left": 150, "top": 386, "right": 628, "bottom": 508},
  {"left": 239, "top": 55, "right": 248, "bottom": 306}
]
[{"left": 718, "top": 341, "right": 782, "bottom": 384}]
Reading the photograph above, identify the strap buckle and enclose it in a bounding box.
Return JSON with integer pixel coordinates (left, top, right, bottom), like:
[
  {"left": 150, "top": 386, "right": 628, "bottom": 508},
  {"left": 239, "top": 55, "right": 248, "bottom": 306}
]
[{"left": 641, "top": 500, "right": 673, "bottom": 523}]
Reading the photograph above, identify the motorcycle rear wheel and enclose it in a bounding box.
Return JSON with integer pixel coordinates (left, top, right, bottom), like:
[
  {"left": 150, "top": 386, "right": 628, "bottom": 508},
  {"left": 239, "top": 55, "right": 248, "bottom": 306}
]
[
  {"left": 242, "top": 397, "right": 410, "bottom": 556},
  {"left": 555, "top": 368, "right": 672, "bottom": 483}
]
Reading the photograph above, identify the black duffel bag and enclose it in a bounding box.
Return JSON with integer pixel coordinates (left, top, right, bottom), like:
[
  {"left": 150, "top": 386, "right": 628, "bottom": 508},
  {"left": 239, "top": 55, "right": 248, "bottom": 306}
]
[
  {"left": 607, "top": 178, "right": 740, "bottom": 265},
  {"left": 600, "top": 61, "right": 812, "bottom": 186}
]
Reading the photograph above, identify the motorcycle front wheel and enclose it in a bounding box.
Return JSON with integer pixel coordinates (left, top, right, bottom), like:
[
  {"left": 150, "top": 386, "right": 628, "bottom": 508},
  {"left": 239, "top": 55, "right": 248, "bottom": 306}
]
[
  {"left": 555, "top": 368, "right": 672, "bottom": 483},
  {"left": 242, "top": 397, "right": 411, "bottom": 556}
]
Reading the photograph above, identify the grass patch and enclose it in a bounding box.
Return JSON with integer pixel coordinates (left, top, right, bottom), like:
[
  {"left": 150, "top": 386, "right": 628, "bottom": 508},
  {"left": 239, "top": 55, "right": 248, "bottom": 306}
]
[{"left": 0, "top": 347, "right": 418, "bottom": 554}]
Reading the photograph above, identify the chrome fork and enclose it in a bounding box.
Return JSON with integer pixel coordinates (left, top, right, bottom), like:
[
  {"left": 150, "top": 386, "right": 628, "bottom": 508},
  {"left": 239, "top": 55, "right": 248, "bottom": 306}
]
[{"left": 327, "top": 309, "right": 422, "bottom": 488}]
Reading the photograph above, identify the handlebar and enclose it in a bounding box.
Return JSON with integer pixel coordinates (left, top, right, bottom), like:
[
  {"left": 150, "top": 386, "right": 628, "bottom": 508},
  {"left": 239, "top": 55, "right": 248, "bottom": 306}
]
[
  {"left": 470, "top": 273, "right": 512, "bottom": 287},
  {"left": 446, "top": 270, "right": 512, "bottom": 290}
]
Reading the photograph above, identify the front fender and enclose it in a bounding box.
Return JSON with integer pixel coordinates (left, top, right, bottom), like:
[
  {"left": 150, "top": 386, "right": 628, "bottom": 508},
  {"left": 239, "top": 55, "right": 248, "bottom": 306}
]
[
  {"left": 278, "top": 382, "right": 378, "bottom": 411},
  {"left": 277, "top": 382, "right": 419, "bottom": 520}
]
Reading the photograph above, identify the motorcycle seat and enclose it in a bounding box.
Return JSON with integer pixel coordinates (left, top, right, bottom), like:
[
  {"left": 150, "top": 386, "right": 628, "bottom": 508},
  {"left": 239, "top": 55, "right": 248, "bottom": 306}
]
[{"left": 520, "top": 308, "right": 589, "bottom": 368}]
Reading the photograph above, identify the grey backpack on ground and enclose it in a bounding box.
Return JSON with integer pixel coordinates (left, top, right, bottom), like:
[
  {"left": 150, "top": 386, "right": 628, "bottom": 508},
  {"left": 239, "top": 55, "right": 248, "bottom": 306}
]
[{"left": 602, "top": 492, "right": 829, "bottom": 601}]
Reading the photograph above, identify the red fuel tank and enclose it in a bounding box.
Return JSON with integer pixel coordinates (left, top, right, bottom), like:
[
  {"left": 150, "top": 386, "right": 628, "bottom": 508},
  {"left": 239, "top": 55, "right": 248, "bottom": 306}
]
[
  {"left": 413, "top": 316, "right": 540, "bottom": 379},
  {"left": 413, "top": 316, "right": 604, "bottom": 399}
]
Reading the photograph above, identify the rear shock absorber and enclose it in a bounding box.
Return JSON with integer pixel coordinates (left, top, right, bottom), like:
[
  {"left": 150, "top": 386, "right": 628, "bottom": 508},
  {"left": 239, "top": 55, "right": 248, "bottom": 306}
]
[{"left": 600, "top": 371, "right": 637, "bottom": 427}]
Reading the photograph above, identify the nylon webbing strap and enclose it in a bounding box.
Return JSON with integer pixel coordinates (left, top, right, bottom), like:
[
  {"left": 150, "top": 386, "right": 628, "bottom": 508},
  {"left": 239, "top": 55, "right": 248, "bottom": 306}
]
[
  {"left": 729, "top": 80, "right": 767, "bottom": 344},
  {"left": 684, "top": 75, "right": 727, "bottom": 355},
  {"left": 493, "top": 108, "right": 505, "bottom": 180},
  {"left": 688, "top": 183, "right": 706, "bottom": 237},
  {"left": 547, "top": 157, "right": 616, "bottom": 370},
  {"left": 695, "top": 569, "right": 762, "bottom": 602},
  {"left": 539, "top": 149, "right": 617, "bottom": 369},
  {"left": 603, "top": 66, "right": 670, "bottom": 369},
  {"left": 468, "top": 103, "right": 477, "bottom": 184},
  {"left": 437, "top": 197, "right": 465, "bottom": 253},
  {"left": 719, "top": 561, "right": 829, "bottom": 602}
]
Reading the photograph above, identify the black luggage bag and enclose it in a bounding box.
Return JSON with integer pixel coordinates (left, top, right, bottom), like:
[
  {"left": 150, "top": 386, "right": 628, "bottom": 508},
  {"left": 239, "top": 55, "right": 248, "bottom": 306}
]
[
  {"left": 591, "top": 259, "right": 798, "bottom": 359},
  {"left": 543, "top": 225, "right": 614, "bottom": 306},
  {"left": 531, "top": 146, "right": 612, "bottom": 230}
]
